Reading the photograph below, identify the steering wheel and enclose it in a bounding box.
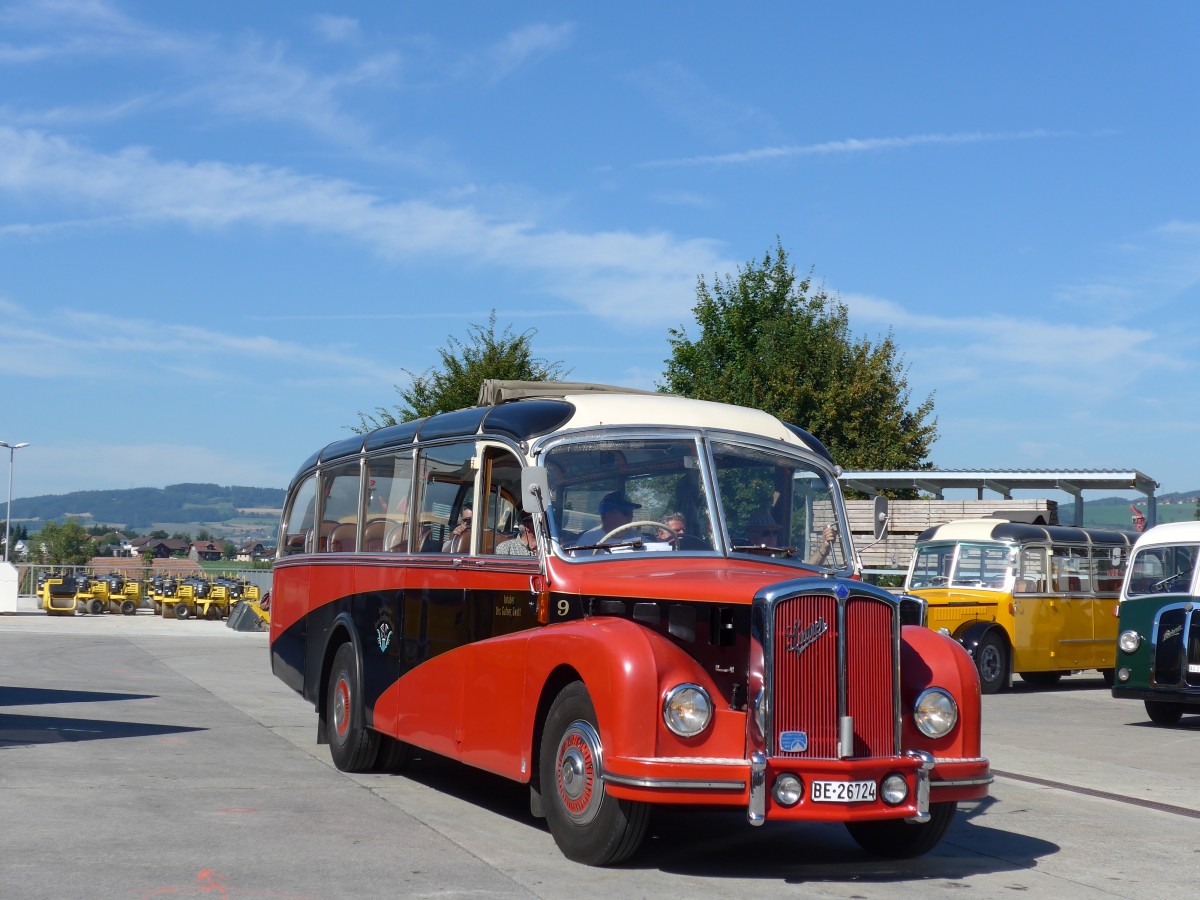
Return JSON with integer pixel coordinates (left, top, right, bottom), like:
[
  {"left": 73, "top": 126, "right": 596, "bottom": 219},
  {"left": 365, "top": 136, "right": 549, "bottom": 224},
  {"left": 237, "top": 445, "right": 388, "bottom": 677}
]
[
  {"left": 1152, "top": 572, "right": 1188, "bottom": 592},
  {"left": 600, "top": 520, "right": 672, "bottom": 544},
  {"left": 670, "top": 532, "right": 710, "bottom": 551}
]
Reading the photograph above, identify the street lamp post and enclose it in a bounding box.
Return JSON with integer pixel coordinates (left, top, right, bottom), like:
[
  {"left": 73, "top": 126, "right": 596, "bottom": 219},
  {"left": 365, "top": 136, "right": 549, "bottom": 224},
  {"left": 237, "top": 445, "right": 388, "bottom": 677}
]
[{"left": 0, "top": 441, "right": 30, "bottom": 564}]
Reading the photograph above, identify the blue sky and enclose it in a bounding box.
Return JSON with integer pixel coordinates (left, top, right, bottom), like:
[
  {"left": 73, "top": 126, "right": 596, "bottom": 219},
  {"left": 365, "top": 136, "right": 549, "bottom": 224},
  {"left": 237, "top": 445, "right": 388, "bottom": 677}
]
[{"left": 1, "top": 1, "right": 1198, "bottom": 506}]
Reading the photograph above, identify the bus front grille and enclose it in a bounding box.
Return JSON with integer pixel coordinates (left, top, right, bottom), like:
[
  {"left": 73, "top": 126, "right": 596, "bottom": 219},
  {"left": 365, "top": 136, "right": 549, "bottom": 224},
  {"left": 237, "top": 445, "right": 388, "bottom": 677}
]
[
  {"left": 1152, "top": 606, "right": 1200, "bottom": 687},
  {"left": 772, "top": 593, "right": 897, "bottom": 759}
]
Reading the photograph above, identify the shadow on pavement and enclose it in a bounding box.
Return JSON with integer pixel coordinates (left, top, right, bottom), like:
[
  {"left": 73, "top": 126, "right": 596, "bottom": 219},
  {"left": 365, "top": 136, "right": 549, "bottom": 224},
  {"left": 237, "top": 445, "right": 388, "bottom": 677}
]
[
  {"left": 387, "top": 752, "right": 1056, "bottom": 881},
  {"left": 0, "top": 685, "right": 156, "bottom": 706},
  {"left": 0, "top": 712, "right": 205, "bottom": 748}
]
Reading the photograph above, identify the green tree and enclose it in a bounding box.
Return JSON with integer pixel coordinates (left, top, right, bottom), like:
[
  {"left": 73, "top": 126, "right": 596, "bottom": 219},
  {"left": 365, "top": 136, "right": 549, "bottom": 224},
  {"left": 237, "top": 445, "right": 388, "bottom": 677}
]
[
  {"left": 31, "top": 519, "right": 94, "bottom": 566},
  {"left": 662, "top": 240, "right": 936, "bottom": 472},
  {"left": 354, "top": 311, "right": 570, "bottom": 430},
  {"left": 222, "top": 541, "right": 237, "bottom": 560}
]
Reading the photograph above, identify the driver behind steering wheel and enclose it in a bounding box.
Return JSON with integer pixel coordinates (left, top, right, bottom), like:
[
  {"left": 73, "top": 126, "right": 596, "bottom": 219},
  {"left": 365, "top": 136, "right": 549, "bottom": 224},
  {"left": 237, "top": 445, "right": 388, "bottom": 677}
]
[{"left": 576, "top": 491, "right": 641, "bottom": 549}]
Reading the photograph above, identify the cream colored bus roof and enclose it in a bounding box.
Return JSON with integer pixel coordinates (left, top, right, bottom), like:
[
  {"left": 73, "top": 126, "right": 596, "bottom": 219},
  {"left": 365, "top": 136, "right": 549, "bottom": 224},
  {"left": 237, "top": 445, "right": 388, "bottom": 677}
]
[
  {"left": 1132, "top": 521, "right": 1200, "bottom": 548},
  {"left": 921, "top": 519, "right": 1011, "bottom": 542},
  {"left": 553, "top": 391, "right": 803, "bottom": 448}
]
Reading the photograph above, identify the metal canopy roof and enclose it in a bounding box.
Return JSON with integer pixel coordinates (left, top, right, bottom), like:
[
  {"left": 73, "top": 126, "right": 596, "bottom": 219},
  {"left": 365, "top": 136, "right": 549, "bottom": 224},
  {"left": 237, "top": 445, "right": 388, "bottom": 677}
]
[{"left": 839, "top": 468, "right": 1160, "bottom": 527}]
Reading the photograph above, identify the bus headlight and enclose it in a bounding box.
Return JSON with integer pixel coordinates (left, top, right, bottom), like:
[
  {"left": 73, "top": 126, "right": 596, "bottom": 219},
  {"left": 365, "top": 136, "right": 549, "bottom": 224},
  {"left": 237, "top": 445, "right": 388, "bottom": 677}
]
[
  {"left": 913, "top": 688, "right": 957, "bottom": 739},
  {"left": 881, "top": 773, "right": 909, "bottom": 805},
  {"left": 663, "top": 684, "right": 713, "bottom": 737},
  {"left": 1118, "top": 630, "right": 1141, "bottom": 653},
  {"left": 772, "top": 774, "right": 803, "bottom": 807}
]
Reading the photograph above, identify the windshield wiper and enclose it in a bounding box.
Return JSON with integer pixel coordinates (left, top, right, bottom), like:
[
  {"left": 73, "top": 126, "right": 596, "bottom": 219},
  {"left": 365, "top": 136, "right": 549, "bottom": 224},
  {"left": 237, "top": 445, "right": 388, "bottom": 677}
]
[
  {"left": 731, "top": 544, "right": 797, "bottom": 558},
  {"left": 566, "top": 539, "right": 646, "bottom": 553}
]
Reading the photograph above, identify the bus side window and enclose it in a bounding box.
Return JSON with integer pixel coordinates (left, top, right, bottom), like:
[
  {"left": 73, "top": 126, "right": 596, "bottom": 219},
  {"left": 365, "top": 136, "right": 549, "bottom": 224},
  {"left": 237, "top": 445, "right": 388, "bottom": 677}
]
[
  {"left": 365, "top": 451, "right": 414, "bottom": 553},
  {"left": 318, "top": 461, "right": 361, "bottom": 553},
  {"left": 280, "top": 475, "right": 317, "bottom": 558},
  {"left": 481, "top": 448, "right": 524, "bottom": 555},
  {"left": 1019, "top": 547, "right": 1047, "bottom": 593},
  {"left": 1093, "top": 547, "right": 1125, "bottom": 594},
  {"left": 415, "top": 442, "right": 476, "bottom": 553}
]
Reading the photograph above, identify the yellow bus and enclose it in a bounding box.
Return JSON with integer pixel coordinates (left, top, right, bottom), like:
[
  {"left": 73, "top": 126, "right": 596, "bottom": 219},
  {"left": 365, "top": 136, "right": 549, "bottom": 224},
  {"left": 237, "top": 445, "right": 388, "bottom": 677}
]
[{"left": 904, "top": 518, "right": 1138, "bottom": 693}]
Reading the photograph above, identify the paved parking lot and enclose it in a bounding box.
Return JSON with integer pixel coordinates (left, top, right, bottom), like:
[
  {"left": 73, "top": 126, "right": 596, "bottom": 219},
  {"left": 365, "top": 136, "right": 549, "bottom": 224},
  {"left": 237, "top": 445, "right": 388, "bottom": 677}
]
[{"left": 3, "top": 599, "right": 1199, "bottom": 899}]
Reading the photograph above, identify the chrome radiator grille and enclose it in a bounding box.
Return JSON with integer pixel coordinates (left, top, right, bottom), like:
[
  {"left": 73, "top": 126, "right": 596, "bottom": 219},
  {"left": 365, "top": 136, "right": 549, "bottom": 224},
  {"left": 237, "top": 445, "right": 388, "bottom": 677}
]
[{"left": 772, "top": 592, "right": 898, "bottom": 759}]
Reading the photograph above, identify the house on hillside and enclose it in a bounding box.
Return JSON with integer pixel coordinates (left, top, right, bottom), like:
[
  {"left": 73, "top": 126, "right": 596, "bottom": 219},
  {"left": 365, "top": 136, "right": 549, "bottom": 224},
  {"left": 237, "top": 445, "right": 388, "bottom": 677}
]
[
  {"left": 236, "top": 539, "right": 268, "bottom": 562},
  {"left": 189, "top": 541, "right": 224, "bottom": 563},
  {"left": 131, "top": 537, "right": 190, "bottom": 559}
]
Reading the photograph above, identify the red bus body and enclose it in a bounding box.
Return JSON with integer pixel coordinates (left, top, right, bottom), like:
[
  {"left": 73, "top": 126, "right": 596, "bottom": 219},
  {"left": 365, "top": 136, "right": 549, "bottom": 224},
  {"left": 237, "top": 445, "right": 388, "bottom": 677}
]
[{"left": 270, "top": 385, "right": 989, "bottom": 864}]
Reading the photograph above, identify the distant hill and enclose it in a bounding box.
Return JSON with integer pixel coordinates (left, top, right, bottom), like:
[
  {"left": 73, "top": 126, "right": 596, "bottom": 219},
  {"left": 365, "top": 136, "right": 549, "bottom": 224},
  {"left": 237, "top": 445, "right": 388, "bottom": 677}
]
[
  {"left": 1061, "top": 494, "right": 1198, "bottom": 529},
  {"left": 9, "top": 483, "right": 285, "bottom": 531}
]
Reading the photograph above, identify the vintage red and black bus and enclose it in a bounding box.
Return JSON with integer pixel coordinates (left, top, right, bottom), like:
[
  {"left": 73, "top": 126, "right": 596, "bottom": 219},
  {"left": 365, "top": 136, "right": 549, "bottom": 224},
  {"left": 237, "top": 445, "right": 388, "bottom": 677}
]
[{"left": 270, "top": 382, "right": 990, "bottom": 865}]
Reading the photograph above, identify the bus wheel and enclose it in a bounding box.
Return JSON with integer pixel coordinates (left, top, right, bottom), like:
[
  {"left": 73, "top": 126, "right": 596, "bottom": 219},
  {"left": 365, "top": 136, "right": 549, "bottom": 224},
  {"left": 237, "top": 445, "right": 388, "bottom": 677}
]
[
  {"left": 846, "top": 801, "right": 957, "bottom": 858},
  {"left": 974, "top": 633, "right": 1007, "bottom": 695},
  {"left": 1018, "top": 671, "right": 1062, "bottom": 687},
  {"left": 326, "top": 643, "right": 381, "bottom": 772},
  {"left": 539, "top": 682, "right": 649, "bottom": 866},
  {"left": 1145, "top": 700, "right": 1183, "bottom": 726},
  {"left": 376, "top": 736, "right": 413, "bottom": 773}
]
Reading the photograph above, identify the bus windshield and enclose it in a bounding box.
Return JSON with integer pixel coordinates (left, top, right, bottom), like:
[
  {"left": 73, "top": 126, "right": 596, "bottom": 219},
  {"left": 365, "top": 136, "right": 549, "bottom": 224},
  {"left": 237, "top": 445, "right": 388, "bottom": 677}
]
[
  {"left": 909, "top": 541, "right": 1015, "bottom": 591},
  {"left": 544, "top": 435, "right": 846, "bottom": 567},
  {"left": 1126, "top": 543, "right": 1198, "bottom": 598}
]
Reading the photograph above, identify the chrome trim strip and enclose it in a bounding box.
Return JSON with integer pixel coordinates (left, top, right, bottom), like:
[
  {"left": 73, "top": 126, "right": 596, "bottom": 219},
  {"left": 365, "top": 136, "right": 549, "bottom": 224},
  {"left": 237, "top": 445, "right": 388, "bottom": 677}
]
[
  {"left": 931, "top": 776, "right": 995, "bottom": 788},
  {"left": 602, "top": 773, "right": 746, "bottom": 791}
]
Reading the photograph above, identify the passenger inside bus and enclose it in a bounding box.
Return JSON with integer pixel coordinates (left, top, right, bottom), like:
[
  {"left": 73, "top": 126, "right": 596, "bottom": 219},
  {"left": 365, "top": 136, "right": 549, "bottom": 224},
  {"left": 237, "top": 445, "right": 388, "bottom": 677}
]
[{"left": 495, "top": 511, "right": 538, "bottom": 557}]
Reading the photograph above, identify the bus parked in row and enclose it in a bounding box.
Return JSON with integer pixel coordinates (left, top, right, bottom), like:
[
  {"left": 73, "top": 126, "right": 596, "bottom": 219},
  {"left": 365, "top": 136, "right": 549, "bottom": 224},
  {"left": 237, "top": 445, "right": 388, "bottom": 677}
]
[
  {"left": 1112, "top": 521, "right": 1200, "bottom": 725},
  {"left": 270, "top": 382, "right": 990, "bottom": 865},
  {"left": 905, "top": 518, "right": 1139, "bottom": 693}
]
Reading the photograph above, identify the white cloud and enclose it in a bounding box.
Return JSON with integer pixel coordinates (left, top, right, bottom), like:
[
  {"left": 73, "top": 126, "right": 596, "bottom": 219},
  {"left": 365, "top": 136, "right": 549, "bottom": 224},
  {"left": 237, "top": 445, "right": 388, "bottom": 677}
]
[
  {"left": 0, "top": 126, "right": 733, "bottom": 325},
  {"left": 1053, "top": 219, "right": 1200, "bottom": 316},
  {"left": 312, "top": 15, "right": 361, "bottom": 44},
  {"left": 641, "top": 129, "right": 1073, "bottom": 169},
  {"left": 0, "top": 295, "right": 402, "bottom": 385},
  {"left": 484, "top": 22, "right": 574, "bottom": 83}
]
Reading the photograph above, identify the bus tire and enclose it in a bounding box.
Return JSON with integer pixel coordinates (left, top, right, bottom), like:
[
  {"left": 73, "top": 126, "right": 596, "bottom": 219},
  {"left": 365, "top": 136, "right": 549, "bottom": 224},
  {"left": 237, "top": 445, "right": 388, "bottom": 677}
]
[
  {"left": 539, "top": 682, "right": 649, "bottom": 866},
  {"left": 174, "top": 602, "right": 190, "bottom": 620},
  {"left": 376, "top": 736, "right": 413, "bottom": 773},
  {"left": 846, "top": 801, "right": 957, "bottom": 858},
  {"left": 326, "top": 642, "right": 381, "bottom": 772},
  {"left": 974, "top": 632, "right": 1007, "bottom": 695},
  {"left": 120, "top": 600, "right": 137, "bottom": 616},
  {"left": 1145, "top": 700, "right": 1183, "bottom": 726}
]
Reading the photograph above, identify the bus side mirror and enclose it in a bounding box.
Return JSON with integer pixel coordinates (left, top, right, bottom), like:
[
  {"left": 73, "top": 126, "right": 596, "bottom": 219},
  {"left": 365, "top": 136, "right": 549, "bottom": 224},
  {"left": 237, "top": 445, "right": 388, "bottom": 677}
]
[
  {"left": 873, "top": 495, "right": 890, "bottom": 540},
  {"left": 522, "top": 467, "right": 549, "bottom": 516}
]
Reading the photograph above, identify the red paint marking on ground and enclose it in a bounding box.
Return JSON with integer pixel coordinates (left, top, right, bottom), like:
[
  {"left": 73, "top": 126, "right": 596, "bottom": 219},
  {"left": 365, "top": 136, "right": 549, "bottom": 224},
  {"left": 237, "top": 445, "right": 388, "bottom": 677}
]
[{"left": 218, "top": 807, "right": 258, "bottom": 814}]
